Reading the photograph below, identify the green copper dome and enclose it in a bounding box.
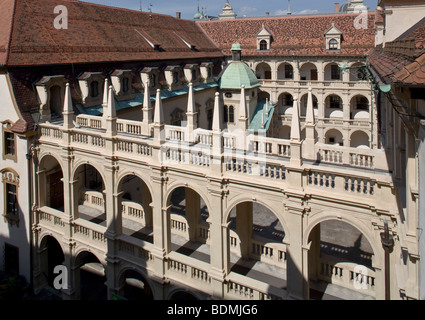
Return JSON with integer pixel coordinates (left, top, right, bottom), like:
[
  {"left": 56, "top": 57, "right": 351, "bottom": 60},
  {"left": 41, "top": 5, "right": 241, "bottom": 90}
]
[
  {"left": 231, "top": 41, "right": 242, "bottom": 51},
  {"left": 219, "top": 61, "right": 260, "bottom": 90}
]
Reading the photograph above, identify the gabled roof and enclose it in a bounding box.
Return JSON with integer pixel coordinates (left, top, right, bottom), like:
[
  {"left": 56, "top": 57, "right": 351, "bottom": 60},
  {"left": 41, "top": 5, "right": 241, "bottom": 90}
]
[
  {"left": 324, "top": 22, "right": 343, "bottom": 36},
  {"left": 1, "top": 0, "right": 223, "bottom": 66},
  {"left": 257, "top": 24, "right": 273, "bottom": 37},
  {"left": 197, "top": 12, "right": 376, "bottom": 57}
]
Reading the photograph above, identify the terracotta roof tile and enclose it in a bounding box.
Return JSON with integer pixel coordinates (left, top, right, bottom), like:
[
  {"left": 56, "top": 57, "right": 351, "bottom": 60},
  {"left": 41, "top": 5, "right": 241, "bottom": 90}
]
[
  {"left": 197, "top": 13, "right": 376, "bottom": 57},
  {"left": 0, "top": 0, "right": 16, "bottom": 65},
  {"left": 3, "top": 0, "right": 222, "bottom": 66}
]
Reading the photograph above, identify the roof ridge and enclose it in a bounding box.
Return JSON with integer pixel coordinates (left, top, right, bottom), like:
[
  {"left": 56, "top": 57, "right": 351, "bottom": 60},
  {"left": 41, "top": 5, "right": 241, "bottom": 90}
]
[{"left": 197, "top": 11, "right": 375, "bottom": 23}]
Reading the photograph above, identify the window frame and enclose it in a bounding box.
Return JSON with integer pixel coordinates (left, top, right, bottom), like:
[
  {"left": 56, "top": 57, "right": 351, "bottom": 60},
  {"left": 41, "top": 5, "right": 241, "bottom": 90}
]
[
  {"left": 3, "top": 125, "right": 17, "bottom": 162},
  {"left": 2, "top": 169, "right": 20, "bottom": 226},
  {"left": 259, "top": 40, "right": 268, "bottom": 51},
  {"left": 329, "top": 39, "right": 339, "bottom": 51}
]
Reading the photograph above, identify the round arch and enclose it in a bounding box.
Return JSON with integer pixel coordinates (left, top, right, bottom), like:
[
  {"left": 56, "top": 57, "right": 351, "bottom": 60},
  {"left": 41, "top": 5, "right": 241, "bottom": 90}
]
[
  {"left": 117, "top": 266, "right": 155, "bottom": 300},
  {"left": 116, "top": 170, "right": 154, "bottom": 197},
  {"left": 73, "top": 248, "right": 107, "bottom": 270},
  {"left": 167, "top": 287, "right": 202, "bottom": 300},
  {"left": 71, "top": 159, "right": 107, "bottom": 186},
  {"left": 38, "top": 234, "right": 65, "bottom": 288},
  {"left": 38, "top": 152, "right": 65, "bottom": 173},
  {"left": 350, "top": 130, "right": 371, "bottom": 148},
  {"left": 277, "top": 62, "right": 296, "bottom": 80},
  {"left": 255, "top": 62, "right": 272, "bottom": 80},
  {"left": 303, "top": 212, "right": 383, "bottom": 267},
  {"left": 324, "top": 128, "right": 343, "bottom": 145},
  {"left": 223, "top": 195, "right": 289, "bottom": 240},
  {"left": 165, "top": 181, "right": 212, "bottom": 214}
]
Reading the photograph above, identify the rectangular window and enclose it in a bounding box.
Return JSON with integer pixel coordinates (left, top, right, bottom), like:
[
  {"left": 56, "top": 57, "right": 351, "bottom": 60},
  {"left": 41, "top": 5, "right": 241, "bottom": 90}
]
[
  {"left": 4, "top": 243, "right": 19, "bottom": 275},
  {"left": 6, "top": 183, "right": 17, "bottom": 216},
  {"left": 5, "top": 132, "right": 15, "bottom": 156}
]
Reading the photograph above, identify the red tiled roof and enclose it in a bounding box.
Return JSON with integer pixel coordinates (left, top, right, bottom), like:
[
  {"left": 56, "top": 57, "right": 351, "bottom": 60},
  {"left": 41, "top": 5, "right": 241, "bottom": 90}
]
[
  {"left": 2, "top": 0, "right": 223, "bottom": 66},
  {"left": 368, "top": 17, "right": 425, "bottom": 86},
  {"left": 197, "top": 13, "right": 376, "bottom": 57},
  {"left": 393, "top": 53, "right": 425, "bottom": 86},
  {"left": 0, "top": 0, "right": 16, "bottom": 66}
]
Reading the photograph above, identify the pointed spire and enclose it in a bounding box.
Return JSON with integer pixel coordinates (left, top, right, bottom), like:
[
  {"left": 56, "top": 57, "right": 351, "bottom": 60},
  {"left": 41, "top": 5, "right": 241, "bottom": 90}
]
[
  {"left": 154, "top": 89, "right": 164, "bottom": 124},
  {"left": 63, "top": 83, "right": 73, "bottom": 113},
  {"left": 265, "top": 98, "right": 269, "bottom": 115},
  {"left": 106, "top": 85, "right": 116, "bottom": 119},
  {"left": 212, "top": 92, "right": 222, "bottom": 132},
  {"left": 102, "top": 78, "right": 109, "bottom": 108},
  {"left": 187, "top": 82, "right": 195, "bottom": 114},
  {"left": 306, "top": 87, "right": 315, "bottom": 125},
  {"left": 239, "top": 85, "right": 247, "bottom": 119},
  {"left": 290, "top": 96, "right": 300, "bottom": 141},
  {"left": 261, "top": 109, "right": 265, "bottom": 129},
  {"left": 143, "top": 79, "right": 151, "bottom": 110}
]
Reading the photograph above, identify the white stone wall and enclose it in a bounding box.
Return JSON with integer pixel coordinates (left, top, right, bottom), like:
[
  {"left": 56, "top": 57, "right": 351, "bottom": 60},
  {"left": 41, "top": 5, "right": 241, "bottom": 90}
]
[{"left": 0, "top": 73, "right": 32, "bottom": 283}]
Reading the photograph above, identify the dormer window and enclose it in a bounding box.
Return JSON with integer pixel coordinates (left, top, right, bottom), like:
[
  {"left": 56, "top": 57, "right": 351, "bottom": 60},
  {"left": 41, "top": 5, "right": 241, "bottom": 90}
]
[
  {"left": 35, "top": 75, "right": 68, "bottom": 122},
  {"left": 140, "top": 67, "right": 160, "bottom": 91},
  {"left": 257, "top": 24, "right": 272, "bottom": 52},
  {"left": 111, "top": 70, "right": 134, "bottom": 101},
  {"left": 77, "top": 72, "right": 104, "bottom": 107},
  {"left": 164, "top": 66, "right": 183, "bottom": 91},
  {"left": 200, "top": 62, "right": 214, "bottom": 84},
  {"left": 324, "top": 22, "right": 342, "bottom": 52}
]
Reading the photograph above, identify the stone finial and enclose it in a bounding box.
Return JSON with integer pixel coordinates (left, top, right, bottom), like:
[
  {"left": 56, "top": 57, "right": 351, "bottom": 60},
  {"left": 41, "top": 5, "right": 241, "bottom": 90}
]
[
  {"left": 187, "top": 82, "right": 195, "bottom": 114},
  {"left": 290, "top": 96, "right": 301, "bottom": 141},
  {"left": 143, "top": 79, "right": 151, "bottom": 110},
  {"left": 63, "top": 83, "right": 73, "bottom": 113},
  {"left": 102, "top": 78, "right": 109, "bottom": 108},
  {"left": 305, "top": 87, "right": 315, "bottom": 125},
  {"left": 106, "top": 85, "right": 116, "bottom": 119},
  {"left": 154, "top": 89, "right": 164, "bottom": 124},
  {"left": 212, "top": 92, "right": 222, "bottom": 132}
]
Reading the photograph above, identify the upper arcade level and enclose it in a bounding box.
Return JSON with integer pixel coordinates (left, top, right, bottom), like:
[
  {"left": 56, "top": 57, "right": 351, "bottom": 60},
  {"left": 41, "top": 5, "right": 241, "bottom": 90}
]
[{"left": 37, "top": 80, "right": 394, "bottom": 212}]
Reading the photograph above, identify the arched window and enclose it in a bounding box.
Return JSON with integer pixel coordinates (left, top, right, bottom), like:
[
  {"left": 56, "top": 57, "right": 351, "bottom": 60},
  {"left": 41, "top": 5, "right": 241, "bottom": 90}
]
[
  {"left": 90, "top": 81, "right": 99, "bottom": 98},
  {"left": 259, "top": 40, "right": 268, "bottom": 51},
  {"left": 329, "top": 39, "right": 339, "bottom": 50}
]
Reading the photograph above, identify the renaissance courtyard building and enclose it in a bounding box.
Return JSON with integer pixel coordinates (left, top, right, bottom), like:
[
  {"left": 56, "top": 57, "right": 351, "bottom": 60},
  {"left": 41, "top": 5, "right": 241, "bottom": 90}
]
[{"left": 0, "top": 0, "right": 424, "bottom": 300}]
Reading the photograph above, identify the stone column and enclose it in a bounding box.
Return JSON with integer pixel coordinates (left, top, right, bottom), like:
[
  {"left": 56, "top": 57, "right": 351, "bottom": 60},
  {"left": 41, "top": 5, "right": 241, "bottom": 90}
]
[
  {"left": 285, "top": 203, "right": 308, "bottom": 300},
  {"left": 185, "top": 188, "right": 200, "bottom": 241},
  {"left": 151, "top": 170, "right": 170, "bottom": 280},
  {"left": 236, "top": 202, "right": 253, "bottom": 258},
  {"left": 208, "top": 184, "right": 228, "bottom": 299}
]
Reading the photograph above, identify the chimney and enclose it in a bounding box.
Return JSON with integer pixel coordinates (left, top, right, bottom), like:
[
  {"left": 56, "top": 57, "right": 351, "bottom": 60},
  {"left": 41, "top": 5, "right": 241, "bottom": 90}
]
[
  {"left": 266, "top": 12, "right": 270, "bottom": 16},
  {"left": 334, "top": 3, "right": 339, "bottom": 12},
  {"left": 176, "top": 12, "right": 181, "bottom": 19}
]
